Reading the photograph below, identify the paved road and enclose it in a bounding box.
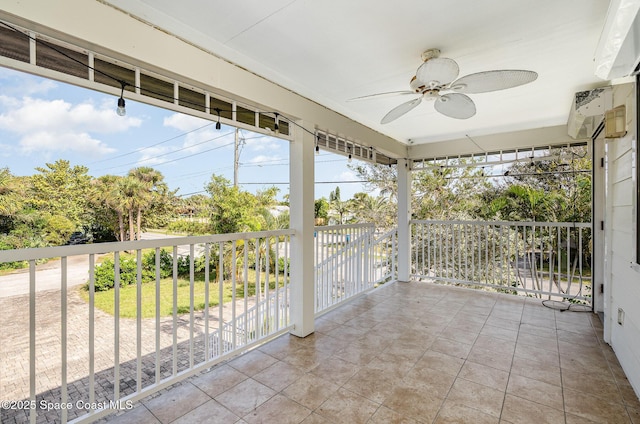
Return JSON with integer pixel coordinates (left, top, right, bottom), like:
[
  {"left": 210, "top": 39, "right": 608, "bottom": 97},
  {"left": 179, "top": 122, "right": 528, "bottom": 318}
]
[{"left": 0, "top": 232, "right": 181, "bottom": 298}]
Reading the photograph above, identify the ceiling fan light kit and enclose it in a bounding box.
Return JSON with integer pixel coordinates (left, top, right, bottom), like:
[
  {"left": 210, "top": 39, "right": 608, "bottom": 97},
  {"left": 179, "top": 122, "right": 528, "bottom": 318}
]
[{"left": 352, "top": 49, "right": 538, "bottom": 124}]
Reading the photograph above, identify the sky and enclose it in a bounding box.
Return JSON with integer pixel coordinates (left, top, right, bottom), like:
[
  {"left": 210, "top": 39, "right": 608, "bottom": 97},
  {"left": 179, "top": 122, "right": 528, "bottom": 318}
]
[{"left": 0, "top": 67, "right": 370, "bottom": 201}]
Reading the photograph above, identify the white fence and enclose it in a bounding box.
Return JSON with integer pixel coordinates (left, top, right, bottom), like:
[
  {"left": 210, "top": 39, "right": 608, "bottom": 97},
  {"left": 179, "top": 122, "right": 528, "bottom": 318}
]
[
  {"left": 411, "top": 220, "right": 592, "bottom": 305},
  {"left": 314, "top": 224, "right": 397, "bottom": 314},
  {"left": 0, "top": 230, "right": 293, "bottom": 424}
]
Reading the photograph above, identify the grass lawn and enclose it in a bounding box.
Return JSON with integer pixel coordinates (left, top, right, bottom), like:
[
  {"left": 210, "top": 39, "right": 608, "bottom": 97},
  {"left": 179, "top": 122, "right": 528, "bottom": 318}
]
[{"left": 79, "top": 270, "right": 286, "bottom": 319}]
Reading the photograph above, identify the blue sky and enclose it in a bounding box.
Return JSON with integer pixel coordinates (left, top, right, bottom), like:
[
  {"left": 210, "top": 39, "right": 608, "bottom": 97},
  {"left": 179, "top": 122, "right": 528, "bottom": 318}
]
[{"left": 0, "top": 67, "right": 368, "bottom": 201}]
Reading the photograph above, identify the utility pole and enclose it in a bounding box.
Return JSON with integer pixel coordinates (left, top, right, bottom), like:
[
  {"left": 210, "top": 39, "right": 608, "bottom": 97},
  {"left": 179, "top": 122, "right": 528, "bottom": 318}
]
[{"left": 233, "top": 128, "right": 244, "bottom": 187}]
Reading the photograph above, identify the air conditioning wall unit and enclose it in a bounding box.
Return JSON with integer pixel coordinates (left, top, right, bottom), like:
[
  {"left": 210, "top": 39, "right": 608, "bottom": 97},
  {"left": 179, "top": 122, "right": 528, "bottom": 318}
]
[{"left": 567, "top": 86, "right": 612, "bottom": 139}]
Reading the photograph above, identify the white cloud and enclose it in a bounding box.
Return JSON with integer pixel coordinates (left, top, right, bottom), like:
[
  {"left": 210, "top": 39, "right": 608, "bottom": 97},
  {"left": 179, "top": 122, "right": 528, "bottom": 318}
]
[
  {"left": 20, "top": 131, "right": 115, "bottom": 156},
  {"left": 338, "top": 170, "right": 358, "bottom": 181},
  {"left": 246, "top": 155, "right": 284, "bottom": 165},
  {"left": 243, "top": 135, "right": 281, "bottom": 152},
  {"left": 0, "top": 96, "right": 140, "bottom": 156},
  {"left": 163, "top": 113, "right": 209, "bottom": 132}
]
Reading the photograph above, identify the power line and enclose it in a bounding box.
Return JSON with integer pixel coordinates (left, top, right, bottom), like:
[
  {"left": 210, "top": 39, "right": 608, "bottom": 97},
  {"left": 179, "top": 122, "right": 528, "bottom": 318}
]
[
  {"left": 88, "top": 122, "right": 215, "bottom": 165},
  {"left": 94, "top": 130, "right": 235, "bottom": 172}
]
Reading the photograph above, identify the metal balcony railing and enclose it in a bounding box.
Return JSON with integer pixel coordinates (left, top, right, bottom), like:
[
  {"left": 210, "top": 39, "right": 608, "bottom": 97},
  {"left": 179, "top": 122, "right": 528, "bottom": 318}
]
[
  {"left": 0, "top": 230, "right": 293, "bottom": 424},
  {"left": 314, "top": 224, "right": 397, "bottom": 314},
  {"left": 410, "top": 220, "right": 592, "bottom": 305}
]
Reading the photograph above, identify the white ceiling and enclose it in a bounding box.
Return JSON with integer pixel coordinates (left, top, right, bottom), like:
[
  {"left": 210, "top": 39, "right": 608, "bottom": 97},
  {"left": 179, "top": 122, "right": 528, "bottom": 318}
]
[{"left": 104, "top": 0, "right": 611, "bottom": 146}]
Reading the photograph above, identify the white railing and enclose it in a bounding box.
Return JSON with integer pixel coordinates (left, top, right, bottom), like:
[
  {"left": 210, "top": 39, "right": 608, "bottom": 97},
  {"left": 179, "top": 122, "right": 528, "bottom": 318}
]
[
  {"left": 411, "top": 220, "right": 592, "bottom": 305},
  {"left": 0, "top": 229, "right": 293, "bottom": 424},
  {"left": 314, "top": 224, "right": 396, "bottom": 314},
  {"left": 372, "top": 227, "right": 397, "bottom": 284}
]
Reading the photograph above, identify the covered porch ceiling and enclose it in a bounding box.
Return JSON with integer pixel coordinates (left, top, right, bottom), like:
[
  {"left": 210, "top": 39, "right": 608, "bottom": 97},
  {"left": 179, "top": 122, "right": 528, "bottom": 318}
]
[{"left": 102, "top": 0, "right": 614, "bottom": 155}]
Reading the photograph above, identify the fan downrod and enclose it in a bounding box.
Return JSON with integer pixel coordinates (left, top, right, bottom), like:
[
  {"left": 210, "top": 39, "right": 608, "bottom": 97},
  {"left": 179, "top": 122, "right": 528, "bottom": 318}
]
[{"left": 421, "top": 48, "right": 441, "bottom": 62}]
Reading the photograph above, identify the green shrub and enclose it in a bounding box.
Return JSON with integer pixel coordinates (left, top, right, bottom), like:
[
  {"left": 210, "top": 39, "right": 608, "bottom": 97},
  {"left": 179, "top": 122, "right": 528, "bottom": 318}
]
[
  {"left": 167, "top": 220, "right": 210, "bottom": 235},
  {"left": 92, "top": 257, "right": 154, "bottom": 291}
]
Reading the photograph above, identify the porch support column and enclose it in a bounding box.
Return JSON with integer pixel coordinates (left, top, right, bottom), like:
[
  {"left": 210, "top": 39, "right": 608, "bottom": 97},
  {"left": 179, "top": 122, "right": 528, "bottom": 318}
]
[
  {"left": 289, "top": 120, "right": 315, "bottom": 337},
  {"left": 397, "top": 159, "right": 411, "bottom": 282}
]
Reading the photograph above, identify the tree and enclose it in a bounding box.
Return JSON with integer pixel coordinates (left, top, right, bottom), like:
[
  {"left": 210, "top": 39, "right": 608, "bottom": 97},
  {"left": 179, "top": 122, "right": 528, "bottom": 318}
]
[
  {"left": 29, "top": 160, "right": 94, "bottom": 230},
  {"left": 128, "top": 167, "right": 167, "bottom": 239},
  {"left": 314, "top": 198, "right": 329, "bottom": 225},
  {"left": 0, "top": 168, "right": 25, "bottom": 233},
  {"left": 329, "top": 186, "right": 351, "bottom": 225},
  {"left": 206, "top": 174, "right": 264, "bottom": 234},
  {"left": 350, "top": 192, "right": 393, "bottom": 228}
]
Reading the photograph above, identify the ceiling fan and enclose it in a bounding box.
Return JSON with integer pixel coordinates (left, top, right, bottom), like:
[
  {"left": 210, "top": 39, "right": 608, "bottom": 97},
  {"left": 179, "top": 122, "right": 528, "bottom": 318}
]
[{"left": 349, "top": 49, "right": 538, "bottom": 124}]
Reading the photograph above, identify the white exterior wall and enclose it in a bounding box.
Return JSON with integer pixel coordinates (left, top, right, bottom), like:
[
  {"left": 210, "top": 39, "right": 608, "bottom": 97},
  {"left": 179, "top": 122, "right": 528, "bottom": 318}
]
[{"left": 605, "top": 82, "right": 640, "bottom": 397}]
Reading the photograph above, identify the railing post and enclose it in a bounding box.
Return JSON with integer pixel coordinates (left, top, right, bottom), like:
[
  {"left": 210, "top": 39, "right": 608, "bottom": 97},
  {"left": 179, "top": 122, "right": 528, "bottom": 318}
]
[
  {"left": 397, "top": 159, "right": 411, "bottom": 281},
  {"left": 289, "top": 120, "right": 315, "bottom": 337}
]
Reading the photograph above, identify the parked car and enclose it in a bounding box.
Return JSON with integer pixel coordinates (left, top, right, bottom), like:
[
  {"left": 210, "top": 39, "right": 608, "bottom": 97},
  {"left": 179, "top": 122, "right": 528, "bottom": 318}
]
[{"left": 66, "top": 231, "right": 90, "bottom": 245}]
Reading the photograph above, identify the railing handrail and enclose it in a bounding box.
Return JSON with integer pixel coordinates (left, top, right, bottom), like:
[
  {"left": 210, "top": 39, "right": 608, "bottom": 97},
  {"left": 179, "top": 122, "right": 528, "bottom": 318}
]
[
  {"left": 0, "top": 228, "right": 296, "bottom": 262},
  {"left": 314, "top": 223, "right": 375, "bottom": 231},
  {"left": 410, "top": 219, "right": 591, "bottom": 228},
  {"left": 373, "top": 227, "right": 397, "bottom": 245}
]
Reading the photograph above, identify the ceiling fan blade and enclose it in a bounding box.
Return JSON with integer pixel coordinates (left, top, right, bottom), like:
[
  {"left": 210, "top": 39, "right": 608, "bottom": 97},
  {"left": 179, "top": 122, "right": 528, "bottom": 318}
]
[
  {"left": 450, "top": 70, "right": 538, "bottom": 94},
  {"left": 434, "top": 93, "right": 476, "bottom": 119},
  {"left": 416, "top": 58, "right": 460, "bottom": 86},
  {"left": 347, "top": 91, "right": 415, "bottom": 102},
  {"left": 380, "top": 97, "right": 422, "bottom": 124}
]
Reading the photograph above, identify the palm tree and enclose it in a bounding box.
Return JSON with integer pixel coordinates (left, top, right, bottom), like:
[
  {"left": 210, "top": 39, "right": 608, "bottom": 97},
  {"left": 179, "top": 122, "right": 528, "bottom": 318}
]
[
  {"left": 329, "top": 187, "right": 350, "bottom": 225},
  {"left": 129, "top": 167, "right": 164, "bottom": 240}
]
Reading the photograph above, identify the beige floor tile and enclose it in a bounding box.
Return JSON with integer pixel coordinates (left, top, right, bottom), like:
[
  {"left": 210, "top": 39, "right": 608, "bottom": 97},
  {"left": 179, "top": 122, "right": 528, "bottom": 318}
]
[
  {"left": 414, "top": 349, "right": 465, "bottom": 376},
  {"left": 142, "top": 383, "right": 210, "bottom": 423},
  {"left": 301, "top": 412, "right": 333, "bottom": 424},
  {"left": 171, "top": 399, "right": 240, "bottom": 424},
  {"left": 501, "top": 394, "right": 565, "bottom": 424},
  {"left": 105, "top": 405, "right": 160, "bottom": 424},
  {"left": 430, "top": 336, "right": 473, "bottom": 360},
  {"left": 446, "top": 378, "right": 505, "bottom": 418},
  {"left": 333, "top": 341, "right": 379, "bottom": 365},
  {"left": 434, "top": 400, "right": 499, "bottom": 424},
  {"left": 243, "top": 394, "right": 311, "bottom": 424},
  {"left": 366, "top": 354, "right": 415, "bottom": 379},
  {"left": 516, "top": 332, "right": 559, "bottom": 353},
  {"left": 281, "top": 346, "right": 332, "bottom": 372},
  {"left": 563, "top": 387, "right": 630, "bottom": 423},
  {"left": 382, "top": 342, "right": 428, "bottom": 363},
  {"left": 316, "top": 387, "right": 380, "bottom": 424},
  {"left": 214, "top": 378, "right": 276, "bottom": 417},
  {"left": 458, "top": 361, "right": 509, "bottom": 391},
  {"left": 509, "top": 355, "right": 562, "bottom": 387},
  {"left": 467, "top": 345, "right": 513, "bottom": 372},
  {"left": 518, "top": 323, "right": 557, "bottom": 339},
  {"left": 190, "top": 364, "right": 247, "bottom": 397},
  {"left": 485, "top": 316, "right": 522, "bottom": 331},
  {"left": 514, "top": 342, "right": 559, "bottom": 368},
  {"left": 628, "top": 406, "right": 640, "bottom": 424},
  {"left": 309, "top": 356, "right": 359, "bottom": 386},
  {"left": 619, "top": 381, "right": 640, "bottom": 410},
  {"left": 561, "top": 368, "right": 620, "bottom": 399},
  {"left": 382, "top": 382, "right": 443, "bottom": 422},
  {"left": 557, "top": 329, "right": 600, "bottom": 348},
  {"left": 368, "top": 405, "right": 420, "bottom": 423},
  {"left": 473, "top": 334, "right": 517, "bottom": 355},
  {"left": 565, "top": 413, "right": 601, "bottom": 423},
  {"left": 282, "top": 373, "right": 339, "bottom": 410},
  {"left": 228, "top": 350, "right": 279, "bottom": 376},
  {"left": 253, "top": 360, "right": 305, "bottom": 392},
  {"left": 402, "top": 365, "right": 456, "bottom": 399},
  {"left": 343, "top": 366, "right": 399, "bottom": 403},
  {"left": 506, "top": 374, "right": 563, "bottom": 410},
  {"left": 480, "top": 324, "right": 519, "bottom": 342},
  {"left": 439, "top": 327, "right": 479, "bottom": 345}
]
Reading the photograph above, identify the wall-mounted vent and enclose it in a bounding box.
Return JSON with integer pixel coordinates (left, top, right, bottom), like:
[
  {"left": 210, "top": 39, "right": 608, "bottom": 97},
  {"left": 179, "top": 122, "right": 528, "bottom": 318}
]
[{"left": 567, "top": 87, "right": 611, "bottom": 139}]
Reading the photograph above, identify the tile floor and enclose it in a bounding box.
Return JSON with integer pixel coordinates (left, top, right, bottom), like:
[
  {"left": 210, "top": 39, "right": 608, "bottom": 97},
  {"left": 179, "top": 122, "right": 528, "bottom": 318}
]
[{"left": 104, "top": 281, "right": 640, "bottom": 423}]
